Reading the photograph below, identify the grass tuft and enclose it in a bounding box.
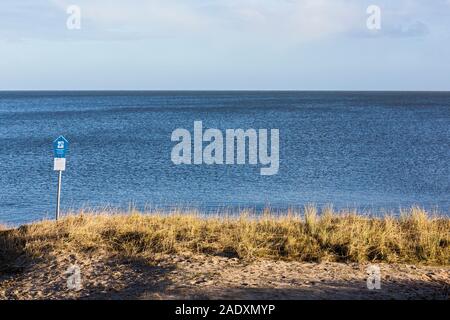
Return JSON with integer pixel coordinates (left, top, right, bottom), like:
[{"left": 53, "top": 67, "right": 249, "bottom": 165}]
[{"left": 0, "top": 207, "right": 448, "bottom": 267}]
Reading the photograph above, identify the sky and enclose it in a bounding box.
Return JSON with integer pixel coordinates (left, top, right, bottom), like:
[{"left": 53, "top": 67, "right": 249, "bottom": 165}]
[{"left": 0, "top": 0, "right": 449, "bottom": 90}]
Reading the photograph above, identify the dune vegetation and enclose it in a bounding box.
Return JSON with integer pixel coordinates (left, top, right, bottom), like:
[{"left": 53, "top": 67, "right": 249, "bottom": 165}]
[{"left": 0, "top": 206, "right": 449, "bottom": 270}]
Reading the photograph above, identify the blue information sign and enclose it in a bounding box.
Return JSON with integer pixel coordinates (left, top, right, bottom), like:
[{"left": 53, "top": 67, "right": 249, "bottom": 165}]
[{"left": 53, "top": 136, "right": 69, "bottom": 158}]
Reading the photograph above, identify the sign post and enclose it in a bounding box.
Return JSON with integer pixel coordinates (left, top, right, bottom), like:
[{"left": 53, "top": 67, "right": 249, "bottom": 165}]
[{"left": 53, "top": 136, "right": 69, "bottom": 220}]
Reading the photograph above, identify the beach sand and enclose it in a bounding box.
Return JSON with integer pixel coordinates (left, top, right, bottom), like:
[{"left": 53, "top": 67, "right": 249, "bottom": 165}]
[{"left": 1, "top": 252, "right": 448, "bottom": 300}]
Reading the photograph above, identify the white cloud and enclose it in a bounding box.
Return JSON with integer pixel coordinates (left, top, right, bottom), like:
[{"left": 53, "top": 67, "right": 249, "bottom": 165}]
[
  {"left": 1, "top": 0, "right": 448, "bottom": 42},
  {"left": 46, "top": 0, "right": 365, "bottom": 42}
]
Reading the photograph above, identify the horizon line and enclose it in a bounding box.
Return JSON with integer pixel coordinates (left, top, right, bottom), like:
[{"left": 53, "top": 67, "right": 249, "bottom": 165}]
[{"left": 1, "top": 89, "right": 450, "bottom": 93}]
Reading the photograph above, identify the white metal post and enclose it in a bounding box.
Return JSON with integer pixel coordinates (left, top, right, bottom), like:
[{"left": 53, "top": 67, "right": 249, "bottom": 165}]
[{"left": 56, "top": 170, "right": 62, "bottom": 220}]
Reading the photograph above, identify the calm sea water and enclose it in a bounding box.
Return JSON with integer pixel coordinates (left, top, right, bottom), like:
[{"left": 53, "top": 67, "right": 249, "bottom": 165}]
[{"left": 0, "top": 91, "right": 449, "bottom": 224}]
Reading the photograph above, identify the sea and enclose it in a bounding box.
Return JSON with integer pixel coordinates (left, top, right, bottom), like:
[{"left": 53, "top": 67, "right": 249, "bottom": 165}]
[{"left": 0, "top": 91, "right": 449, "bottom": 225}]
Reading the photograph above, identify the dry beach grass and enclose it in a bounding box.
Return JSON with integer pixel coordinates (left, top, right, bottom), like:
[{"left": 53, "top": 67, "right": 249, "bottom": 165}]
[{"left": 0, "top": 206, "right": 449, "bottom": 299}]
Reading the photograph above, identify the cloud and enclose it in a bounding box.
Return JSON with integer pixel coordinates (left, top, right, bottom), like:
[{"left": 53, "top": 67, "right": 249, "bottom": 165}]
[
  {"left": 385, "top": 21, "right": 429, "bottom": 37},
  {"left": 359, "top": 20, "right": 430, "bottom": 39},
  {"left": 0, "top": 0, "right": 448, "bottom": 43},
  {"left": 0, "top": 0, "right": 365, "bottom": 42}
]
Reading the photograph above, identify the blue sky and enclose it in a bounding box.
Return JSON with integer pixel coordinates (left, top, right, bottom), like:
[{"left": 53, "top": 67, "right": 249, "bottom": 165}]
[{"left": 1, "top": 0, "right": 449, "bottom": 90}]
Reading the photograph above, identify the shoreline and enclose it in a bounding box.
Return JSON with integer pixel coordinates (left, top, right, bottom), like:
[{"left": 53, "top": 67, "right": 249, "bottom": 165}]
[{"left": 3, "top": 204, "right": 449, "bottom": 229}]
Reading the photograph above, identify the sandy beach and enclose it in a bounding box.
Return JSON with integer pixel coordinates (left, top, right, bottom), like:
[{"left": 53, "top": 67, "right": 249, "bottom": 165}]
[{"left": 1, "top": 251, "right": 448, "bottom": 300}]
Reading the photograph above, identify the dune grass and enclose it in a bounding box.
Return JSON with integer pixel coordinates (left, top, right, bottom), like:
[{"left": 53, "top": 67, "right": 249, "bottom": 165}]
[{"left": 0, "top": 206, "right": 449, "bottom": 267}]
